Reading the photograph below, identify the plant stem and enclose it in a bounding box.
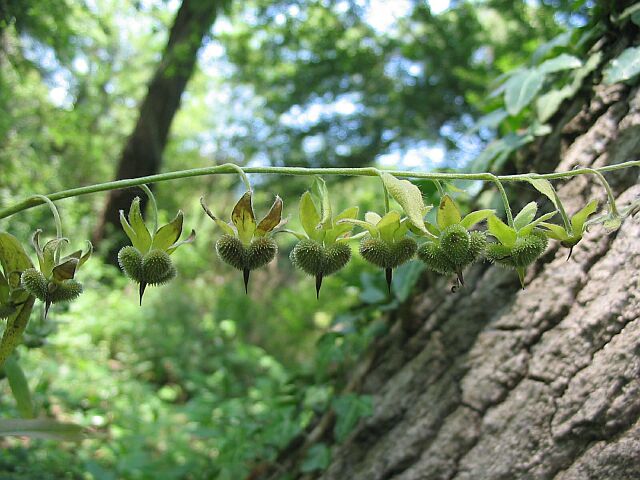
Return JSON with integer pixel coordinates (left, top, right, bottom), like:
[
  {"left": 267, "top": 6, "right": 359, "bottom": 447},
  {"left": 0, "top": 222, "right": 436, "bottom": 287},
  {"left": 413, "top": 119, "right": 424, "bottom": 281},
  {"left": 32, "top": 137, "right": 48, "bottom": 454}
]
[
  {"left": 585, "top": 168, "right": 619, "bottom": 216},
  {"left": 139, "top": 185, "right": 158, "bottom": 234},
  {"left": 486, "top": 174, "right": 514, "bottom": 227},
  {"left": 31, "top": 195, "right": 63, "bottom": 264},
  {"left": 0, "top": 161, "right": 638, "bottom": 221}
]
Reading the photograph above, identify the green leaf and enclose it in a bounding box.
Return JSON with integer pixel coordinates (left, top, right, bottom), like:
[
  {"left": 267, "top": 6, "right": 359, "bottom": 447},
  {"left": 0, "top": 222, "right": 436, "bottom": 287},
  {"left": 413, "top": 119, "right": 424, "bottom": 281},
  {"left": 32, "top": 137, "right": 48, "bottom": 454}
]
[
  {"left": 299, "top": 191, "right": 322, "bottom": 240},
  {"left": 312, "top": 177, "right": 332, "bottom": 229},
  {"left": 301, "top": 443, "right": 331, "bottom": 473},
  {"left": 380, "top": 173, "right": 430, "bottom": 234},
  {"left": 460, "top": 209, "right": 494, "bottom": 229},
  {"left": 487, "top": 215, "right": 517, "bottom": 246},
  {"left": 364, "top": 211, "right": 382, "bottom": 225},
  {"left": 537, "top": 54, "right": 582, "bottom": 74},
  {"left": 335, "top": 207, "right": 359, "bottom": 222},
  {"left": 4, "top": 356, "right": 34, "bottom": 418},
  {"left": 571, "top": 200, "right": 598, "bottom": 233},
  {"left": 256, "top": 196, "right": 283, "bottom": 236},
  {"left": 527, "top": 179, "right": 560, "bottom": 209},
  {"left": 536, "top": 86, "right": 572, "bottom": 123},
  {"left": 603, "top": 46, "right": 640, "bottom": 84},
  {"left": 152, "top": 211, "right": 184, "bottom": 251},
  {"left": 437, "top": 195, "right": 462, "bottom": 229},
  {"left": 513, "top": 202, "right": 538, "bottom": 231},
  {"left": 128, "top": 197, "right": 152, "bottom": 253},
  {"left": 504, "top": 68, "right": 545, "bottom": 116},
  {"left": 231, "top": 191, "right": 256, "bottom": 244},
  {"left": 0, "top": 418, "right": 86, "bottom": 441},
  {"left": 332, "top": 394, "right": 373, "bottom": 443}
]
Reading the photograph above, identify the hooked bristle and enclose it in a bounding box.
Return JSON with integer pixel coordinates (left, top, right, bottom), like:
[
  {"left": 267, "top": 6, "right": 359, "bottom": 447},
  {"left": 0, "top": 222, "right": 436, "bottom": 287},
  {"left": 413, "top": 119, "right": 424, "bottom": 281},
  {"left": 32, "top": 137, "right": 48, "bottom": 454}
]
[
  {"left": 417, "top": 241, "right": 454, "bottom": 275},
  {"left": 142, "top": 250, "right": 175, "bottom": 285},
  {"left": 440, "top": 224, "right": 471, "bottom": 265}
]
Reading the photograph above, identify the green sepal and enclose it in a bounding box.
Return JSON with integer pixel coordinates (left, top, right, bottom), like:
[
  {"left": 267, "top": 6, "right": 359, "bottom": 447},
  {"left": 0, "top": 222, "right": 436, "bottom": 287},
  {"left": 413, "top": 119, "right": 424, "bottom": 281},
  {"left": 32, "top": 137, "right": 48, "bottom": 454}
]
[
  {"left": 129, "top": 197, "right": 152, "bottom": 253},
  {"left": 539, "top": 222, "right": 568, "bottom": 240},
  {"left": 52, "top": 258, "right": 79, "bottom": 282},
  {"left": 460, "top": 209, "right": 494, "bottom": 229},
  {"left": 299, "top": 191, "right": 322, "bottom": 241},
  {"left": 232, "top": 191, "right": 256, "bottom": 245},
  {"left": 255, "top": 196, "right": 283, "bottom": 236},
  {"left": 518, "top": 211, "right": 557, "bottom": 235},
  {"left": 337, "top": 219, "right": 377, "bottom": 237},
  {"left": 513, "top": 202, "right": 538, "bottom": 231},
  {"left": 166, "top": 229, "right": 196, "bottom": 255},
  {"left": 571, "top": 200, "right": 598, "bottom": 233},
  {"left": 377, "top": 211, "right": 402, "bottom": 242},
  {"left": 152, "top": 211, "right": 184, "bottom": 251},
  {"left": 487, "top": 215, "right": 517, "bottom": 246},
  {"left": 40, "top": 236, "right": 68, "bottom": 277},
  {"left": 437, "top": 195, "right": 462, "bottom": 230},
  {"left": 364, "top": 211, "right": 382, "bottom": 225},
  {"left": 312, "top": 178, "right": 332, "bottom": 230}
]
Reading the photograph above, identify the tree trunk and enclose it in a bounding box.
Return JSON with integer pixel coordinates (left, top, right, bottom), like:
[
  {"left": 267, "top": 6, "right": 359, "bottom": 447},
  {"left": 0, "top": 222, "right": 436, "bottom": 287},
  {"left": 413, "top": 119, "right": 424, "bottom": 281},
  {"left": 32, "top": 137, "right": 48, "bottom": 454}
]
[
  {"left": 93, "top": 0, "right": 221, "bottom": 259},
  {"left": 265, "top": 20, "right": 640, "bottom": 480}
]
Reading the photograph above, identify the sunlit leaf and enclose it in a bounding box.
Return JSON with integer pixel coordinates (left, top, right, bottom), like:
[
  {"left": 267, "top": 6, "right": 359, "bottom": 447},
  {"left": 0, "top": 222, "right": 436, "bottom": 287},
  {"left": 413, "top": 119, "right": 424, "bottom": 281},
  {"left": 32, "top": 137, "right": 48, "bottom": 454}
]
[
  {"left": 603, "top": 46, "right": 640, "bottom": 84},
  {"left": 380, "top": 173, "right": 429, "bottom": 234},
  {"left": 504, "top": 68, "right": 545, "bottom": 115},
  {"left": 460, "top": 209, "right": 494, "bottom": 229}
]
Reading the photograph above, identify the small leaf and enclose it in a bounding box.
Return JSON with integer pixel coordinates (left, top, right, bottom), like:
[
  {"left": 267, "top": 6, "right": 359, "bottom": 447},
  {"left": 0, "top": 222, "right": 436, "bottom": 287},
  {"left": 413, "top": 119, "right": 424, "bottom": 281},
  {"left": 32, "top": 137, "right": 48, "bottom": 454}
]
[
  {"left": 332, "top": 394, "right": 373, "bottom": 442},
  {"left": 299, "top": 191, "right": 322, "bottom": 240},
  {"left": 513, "top": 202, "right": 538, "bottom": 231},
  {"left": 571, "top": 200, "right": 598, "bottom": 233},
  {"left": 504, "top": 68, "right": 546, "bottom": 116},
  {"left": 461, "top": 209, "right": 494, "bottom": 229},
  {"left": 537, "top": 54, "right": 582, "bottom": 74},
  {"left": 380, "top": 173, "right": 429, "bottom": 234},
  {"left": 128, "top": 198, "right": 152, "bottom": 253},
  {"left": 301, "top": 443, "right": 331, "bottom": 473},
  {"left": 4, "top": 356, "right": 34, "bottom": 418},
  {"left": 152, "top": 211, "right": 184, "bottom": 251},
  {"left": 256, "top": 196, "right": 283, "bottom": 236},
  {"left": 603, "top": 46, "right": 640, "bottom": 84},
  {"left": 231, "top": 192, "right": 256, "bottom": 244},
  {"left": 437, "top": 195, "right": 462, "bottom": 229},
  {"left": 527, "top": 179, "right": 560, "bottom": 209},
  {"left": 0, "top": 418, "right": 87, "bottom": 441},
  {"left": 487, "top": 215, "right": 517, "bottom": 246}
]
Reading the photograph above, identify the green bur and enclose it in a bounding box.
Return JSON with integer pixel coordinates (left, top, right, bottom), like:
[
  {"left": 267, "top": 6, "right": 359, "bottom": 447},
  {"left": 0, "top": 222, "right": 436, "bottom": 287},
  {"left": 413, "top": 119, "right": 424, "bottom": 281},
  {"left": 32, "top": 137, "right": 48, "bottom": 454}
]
[
  {"left": 118, "top": 247, "right": 176, "bottom": 304},
  {"left": 216, "top": 235, "right": 278, "bottom": 293},
  {"left": 21, "top": 268, "right": 83, "bottom": 315},
  {"left": 290, "top": 239, "right": 351, "bottom": 298}
]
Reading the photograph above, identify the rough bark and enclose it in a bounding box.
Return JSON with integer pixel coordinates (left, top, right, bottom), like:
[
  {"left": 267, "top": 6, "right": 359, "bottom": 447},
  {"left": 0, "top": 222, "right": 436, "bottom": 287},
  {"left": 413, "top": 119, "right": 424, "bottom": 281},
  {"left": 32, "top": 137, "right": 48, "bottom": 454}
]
[
  {"left": 93, "top": 0, "right": 221, "bottom": 259},
  {"left": 265, "top": 22, "right": 640, "bottom": 480}
]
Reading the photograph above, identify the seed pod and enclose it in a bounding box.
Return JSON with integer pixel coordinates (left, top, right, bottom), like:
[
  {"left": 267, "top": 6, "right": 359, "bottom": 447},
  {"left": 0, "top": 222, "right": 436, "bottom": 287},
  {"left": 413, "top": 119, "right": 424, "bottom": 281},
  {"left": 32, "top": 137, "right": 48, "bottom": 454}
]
[
  {"left": 466, "top": 231, "right": 487, "bottom": 264},
  {"left": 440, "top": 224, "right": 470, "bottom": 264},
  {"left": 290, "top": 239, "right": 325, "bottom": 276},
  {"left": 216, "top": 235, "right": 246, "bottom": 271},
  {"left": 390, "top": 238, "right": 418, "bottom": 268},
  {"left": 417, "top": 242, "right": 454, "bottom": 275},
  {"left": 48, "top": 280, "right": 83, "bottom": 303},
  {"left": 142, "top": 250, "right": 175, "bottom": 285},
  {"left": 246, "top": 236, "right": 278, "bottom": 270},
  {"left": 511, "top": 231, "right": 548, "bottom": 267},
  {"left": 485, "top": 243, "right": 514, "bottom": 267},
  {"left": 21, "top": 268, "right": 48, "bottom": 302},
  {"left": 359, "top": 237, "right": 391, "bottom": 269},
  {"left": 118, "top": 246, "right": 144, "bottom": 283},
  {"left": 291, "top": 240, "right": 351, "bottom": 298}
]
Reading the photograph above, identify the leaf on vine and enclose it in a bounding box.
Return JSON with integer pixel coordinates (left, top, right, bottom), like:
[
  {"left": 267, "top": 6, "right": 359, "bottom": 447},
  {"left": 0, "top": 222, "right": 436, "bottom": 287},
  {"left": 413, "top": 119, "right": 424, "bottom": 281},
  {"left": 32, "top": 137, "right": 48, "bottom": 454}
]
[{"left": 380, "top": 173, "right": 430, "bottom": 233}]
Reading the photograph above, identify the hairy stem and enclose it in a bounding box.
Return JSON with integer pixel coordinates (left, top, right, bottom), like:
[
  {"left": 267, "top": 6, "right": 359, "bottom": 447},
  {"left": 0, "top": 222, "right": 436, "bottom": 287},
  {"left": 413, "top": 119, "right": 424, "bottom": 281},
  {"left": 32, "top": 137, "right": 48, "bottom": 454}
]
[{"left": 0, "top": 161, "right": 638, "bottom": 221}]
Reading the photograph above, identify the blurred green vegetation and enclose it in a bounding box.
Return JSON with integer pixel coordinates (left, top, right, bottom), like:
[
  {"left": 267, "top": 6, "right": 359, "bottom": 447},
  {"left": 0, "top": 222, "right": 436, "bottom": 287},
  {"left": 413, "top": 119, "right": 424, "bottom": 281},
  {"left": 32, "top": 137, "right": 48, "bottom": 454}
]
[{"left": 0, "top": 0, "right": 611, "bottom": 478}]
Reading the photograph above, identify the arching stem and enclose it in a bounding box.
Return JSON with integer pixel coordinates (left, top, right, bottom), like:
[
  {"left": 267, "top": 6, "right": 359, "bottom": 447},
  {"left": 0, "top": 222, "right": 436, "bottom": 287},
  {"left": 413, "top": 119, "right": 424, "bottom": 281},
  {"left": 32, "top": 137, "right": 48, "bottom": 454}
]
[{"left": 139, "top": 184, "right": 158, "bottom": 235}]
